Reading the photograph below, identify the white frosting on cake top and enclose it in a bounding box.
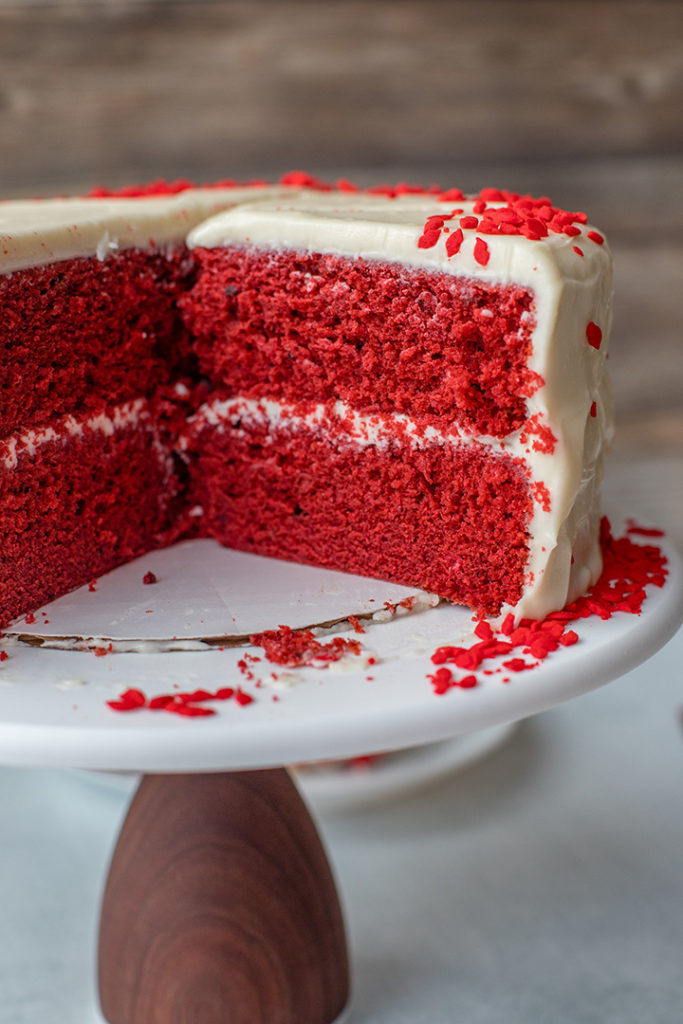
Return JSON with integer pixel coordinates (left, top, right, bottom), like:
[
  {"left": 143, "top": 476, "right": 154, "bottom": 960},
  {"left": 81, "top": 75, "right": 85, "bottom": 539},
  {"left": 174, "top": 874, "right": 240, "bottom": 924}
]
[{"left": 0, "top": 186, "right": 293, "bottom": 273}]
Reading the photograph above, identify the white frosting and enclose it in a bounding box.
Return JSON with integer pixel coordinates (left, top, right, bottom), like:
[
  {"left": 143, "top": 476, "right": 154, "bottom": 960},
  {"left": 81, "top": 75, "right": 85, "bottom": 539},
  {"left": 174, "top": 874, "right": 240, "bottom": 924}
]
[
  {"left": 0, "top": 185, "right": 295, "bottom": 273},
  {"left": 0, "top": 398, "right": 148, "bottom": 470},
  {"left": 188, "top": 192, "right": 613, "bottom": 620}
]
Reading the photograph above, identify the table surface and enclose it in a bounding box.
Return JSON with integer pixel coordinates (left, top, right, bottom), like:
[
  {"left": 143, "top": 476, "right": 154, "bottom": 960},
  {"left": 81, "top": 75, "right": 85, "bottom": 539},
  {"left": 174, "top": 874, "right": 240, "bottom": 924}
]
[{"left": 0, "top": 622, "right": 680, "bottom": 1024}]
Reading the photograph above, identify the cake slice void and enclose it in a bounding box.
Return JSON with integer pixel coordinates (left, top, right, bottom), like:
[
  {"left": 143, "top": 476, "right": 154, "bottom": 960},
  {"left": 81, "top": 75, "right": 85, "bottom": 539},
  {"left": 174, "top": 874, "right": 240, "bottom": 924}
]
[{"left": 185, "top": 192, "right": 614, "bottom": 620}]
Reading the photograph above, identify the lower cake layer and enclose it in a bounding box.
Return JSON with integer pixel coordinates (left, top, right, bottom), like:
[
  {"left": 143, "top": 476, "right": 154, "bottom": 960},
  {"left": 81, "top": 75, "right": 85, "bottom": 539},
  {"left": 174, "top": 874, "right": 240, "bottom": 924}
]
[
  {"left": 184, "top": 399, "right": 533, "bottom": 616},
  {"left": 0, "top": 403, "right": 178, "bottom": 626}
]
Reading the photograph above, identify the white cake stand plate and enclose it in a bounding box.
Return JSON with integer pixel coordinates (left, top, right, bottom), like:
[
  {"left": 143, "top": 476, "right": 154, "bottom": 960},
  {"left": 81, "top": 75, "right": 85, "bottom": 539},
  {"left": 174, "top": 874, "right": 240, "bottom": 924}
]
[{"left": 0, "top": 533, "right": 680, "bottom": 1024}]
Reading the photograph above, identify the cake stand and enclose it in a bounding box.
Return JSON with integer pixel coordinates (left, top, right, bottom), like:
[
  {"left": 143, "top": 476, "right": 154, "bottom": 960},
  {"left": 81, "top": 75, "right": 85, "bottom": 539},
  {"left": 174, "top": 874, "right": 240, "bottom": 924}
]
[{"left": 0, "top": 534, "right": 680, "bottom": 1024}]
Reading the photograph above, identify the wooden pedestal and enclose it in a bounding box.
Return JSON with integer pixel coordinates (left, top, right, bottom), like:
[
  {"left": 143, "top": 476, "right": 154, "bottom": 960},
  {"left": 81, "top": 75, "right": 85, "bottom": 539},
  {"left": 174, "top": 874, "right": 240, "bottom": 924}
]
[{"left": 98, "top": 769, "right": 350, "bottom": 1024}]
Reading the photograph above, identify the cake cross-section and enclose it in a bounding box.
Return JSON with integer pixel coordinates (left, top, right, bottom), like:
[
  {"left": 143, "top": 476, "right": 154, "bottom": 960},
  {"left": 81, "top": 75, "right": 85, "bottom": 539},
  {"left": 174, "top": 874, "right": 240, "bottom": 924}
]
[
  {"left": 0, "top": 182, "right": 613, "bottom": 626},
  {"left": 183, "top": 190, "right": 613, "bottom": 619}
]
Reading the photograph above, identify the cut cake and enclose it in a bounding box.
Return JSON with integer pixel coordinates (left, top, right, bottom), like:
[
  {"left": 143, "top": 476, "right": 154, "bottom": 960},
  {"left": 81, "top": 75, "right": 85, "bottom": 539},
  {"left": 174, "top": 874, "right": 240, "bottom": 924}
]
[{"left": 0, "top": 180, "right": 613, "bottom": 627}]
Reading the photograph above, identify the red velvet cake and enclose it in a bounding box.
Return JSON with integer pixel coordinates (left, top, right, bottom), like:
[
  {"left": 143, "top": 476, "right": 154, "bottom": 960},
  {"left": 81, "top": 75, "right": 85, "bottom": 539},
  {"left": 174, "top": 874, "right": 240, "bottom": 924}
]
[{"left": 0, "top": 181, "right": 613, "bottom": 627}]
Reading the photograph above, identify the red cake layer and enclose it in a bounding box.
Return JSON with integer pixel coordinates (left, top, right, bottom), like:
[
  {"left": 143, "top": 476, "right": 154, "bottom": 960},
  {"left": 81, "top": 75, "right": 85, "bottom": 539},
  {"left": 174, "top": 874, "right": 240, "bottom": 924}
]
[
  {"left": 183, "top": 248, "right": 539, "bottom": 438},
  {"left": 0, "top": 248, "right": 194, "bottom": 437},
  {"left": 0, "top": 416, "right": 178, "bottom": 626},
  {"left": 185, "top": 409, "right": 533, "bottom": 615}
]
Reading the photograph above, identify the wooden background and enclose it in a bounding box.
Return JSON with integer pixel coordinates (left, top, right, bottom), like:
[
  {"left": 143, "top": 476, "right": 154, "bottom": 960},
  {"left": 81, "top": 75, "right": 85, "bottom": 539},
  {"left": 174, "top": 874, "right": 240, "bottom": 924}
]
[{"left": 1, "top": 0, "right": 681, "bottom": 542}]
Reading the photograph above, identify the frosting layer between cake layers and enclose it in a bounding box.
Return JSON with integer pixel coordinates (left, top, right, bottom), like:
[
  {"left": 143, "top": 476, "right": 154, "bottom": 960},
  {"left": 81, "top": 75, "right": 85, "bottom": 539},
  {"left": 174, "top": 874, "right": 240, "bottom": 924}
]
[{"left": 0, "top": 183, "right": 613, "bottom": 625}]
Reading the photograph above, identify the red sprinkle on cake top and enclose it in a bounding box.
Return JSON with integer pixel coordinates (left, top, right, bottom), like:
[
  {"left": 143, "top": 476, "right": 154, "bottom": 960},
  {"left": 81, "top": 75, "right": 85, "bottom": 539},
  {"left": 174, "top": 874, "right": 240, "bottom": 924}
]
[
  {"left": 85, "top": 176, "right": 597, "bottom": 260},
  {"left": 416, "top": 188, "right": 594, "bottom": 254}
]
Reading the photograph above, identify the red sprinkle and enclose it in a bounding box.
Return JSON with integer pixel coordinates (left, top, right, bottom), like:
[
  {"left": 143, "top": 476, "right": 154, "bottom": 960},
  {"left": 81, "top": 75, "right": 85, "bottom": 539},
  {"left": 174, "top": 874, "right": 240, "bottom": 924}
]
[
  {"left": 590, "top": 401, "right": 597, "bottom": 418},
  {"left": 457, "top": 674, "right": 478, "bottom": 689},
  {"left": 573, "top": 246, "right": 584, "bottom": 257},
  {"left": 445, "top": 228, "right": 464, "bottom": 257},
  {"left": 586, "top": 322, "right": 603, "bottom": 349},
  {"left": 474, "top": 620, "right": 494, "bottom": 641},
  {"left": 500, "top": 613, "right": 515, "bottom": 636},
  {"left": 473, "top": 238, "right": 490, "bottom": 266},
  {"left": 587, "top": 230, "right": 604, "bottom": 245},
  {"left": 417, "top": 227, "right": 441, "bottom": 249}
]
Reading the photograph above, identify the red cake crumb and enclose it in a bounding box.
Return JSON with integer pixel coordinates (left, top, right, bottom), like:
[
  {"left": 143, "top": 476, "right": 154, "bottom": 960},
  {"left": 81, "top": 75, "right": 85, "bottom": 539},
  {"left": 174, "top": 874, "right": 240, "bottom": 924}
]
[
  {"left": 249, "top": 625, "right": 362, "bottom": 668},
  {"left": 143, "top": 571, "right": 157, "bottom": 585},
  {"left": 519, "top": 415, "right": 557, "bottom": 455},
  {"left": 183, "top": 248, "right": 539, "bottom": 438}
]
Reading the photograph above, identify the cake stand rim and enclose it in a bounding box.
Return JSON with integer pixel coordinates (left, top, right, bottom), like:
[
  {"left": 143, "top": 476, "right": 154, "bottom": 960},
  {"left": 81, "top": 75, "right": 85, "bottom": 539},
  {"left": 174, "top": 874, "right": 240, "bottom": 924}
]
[{"left": 0, "top": 534, "right": 679, "bottom": 773}]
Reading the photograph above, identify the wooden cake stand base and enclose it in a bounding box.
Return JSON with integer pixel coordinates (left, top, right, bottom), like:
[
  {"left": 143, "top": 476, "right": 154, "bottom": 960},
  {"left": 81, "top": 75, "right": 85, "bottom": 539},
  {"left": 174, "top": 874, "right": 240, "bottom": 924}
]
[{"left": 98, "top": 769, "right": 349, "bottom": 1024}]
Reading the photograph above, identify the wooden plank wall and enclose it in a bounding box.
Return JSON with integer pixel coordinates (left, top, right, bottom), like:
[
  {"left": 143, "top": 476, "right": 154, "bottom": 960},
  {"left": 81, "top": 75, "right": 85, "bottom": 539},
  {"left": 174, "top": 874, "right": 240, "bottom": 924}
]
[{"left": 1, "top": 0, "right": 681, "bottom": 538}]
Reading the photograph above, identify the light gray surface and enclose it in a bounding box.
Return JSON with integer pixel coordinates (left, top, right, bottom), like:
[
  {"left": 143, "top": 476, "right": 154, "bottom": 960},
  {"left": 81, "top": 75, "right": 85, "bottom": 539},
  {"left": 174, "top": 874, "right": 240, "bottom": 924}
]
[{"left": 0, "top": 626, "right": 681, "bottom": 1024}]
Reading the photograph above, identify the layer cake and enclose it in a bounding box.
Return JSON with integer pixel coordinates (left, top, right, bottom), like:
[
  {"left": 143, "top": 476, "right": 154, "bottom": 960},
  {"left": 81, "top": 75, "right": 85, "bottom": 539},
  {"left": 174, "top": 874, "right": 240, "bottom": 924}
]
[{"left": 0, "top": 181, "right": 613, "bottom": 626}]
